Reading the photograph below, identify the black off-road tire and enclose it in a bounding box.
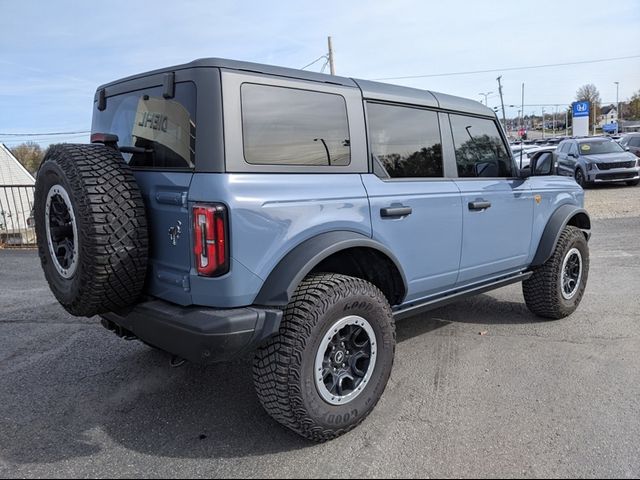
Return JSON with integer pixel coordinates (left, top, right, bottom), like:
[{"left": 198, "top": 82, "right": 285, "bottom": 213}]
[
  {"left": 34, "top": 144, "right": 148, "bottom": 317},
  {"left": 523, "top": 226, "right": 589, "bottom": 319},
  {"left": 253, "top": 273, "right": 396, "bottom": 442}
]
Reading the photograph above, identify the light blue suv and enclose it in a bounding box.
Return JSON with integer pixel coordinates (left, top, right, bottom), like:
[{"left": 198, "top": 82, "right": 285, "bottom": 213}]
[{"left": 34, "top": 58, "right": 591, "bottom": 442}]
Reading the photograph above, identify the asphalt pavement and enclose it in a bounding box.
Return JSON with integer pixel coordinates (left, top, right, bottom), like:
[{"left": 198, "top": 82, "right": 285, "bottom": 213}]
[{"left": 0, "top": 201, "right": 639, "bottom": 478}]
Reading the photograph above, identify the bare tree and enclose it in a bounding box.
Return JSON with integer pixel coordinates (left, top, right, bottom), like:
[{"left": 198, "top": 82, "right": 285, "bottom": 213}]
[
  {"left": 9, "top": 141, "right": 44, "bottom": 175},
  {"left": 576, "top": 84, "right": 601, "bottom": 131},
  {"left": 627, "top": 90, "right": 640, "bottom": 120}
]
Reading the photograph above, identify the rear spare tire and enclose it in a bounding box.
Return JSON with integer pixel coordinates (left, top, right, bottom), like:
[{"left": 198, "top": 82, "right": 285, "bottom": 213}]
[{"left": 34, "top": 144, "right": 148, "bottom": 317}]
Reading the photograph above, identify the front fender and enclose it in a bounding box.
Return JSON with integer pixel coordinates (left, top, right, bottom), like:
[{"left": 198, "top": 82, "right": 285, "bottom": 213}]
[
  {"left": 253, "top": 231, "right": 408, "bottom": 306},
  {"left": 531, "top": 205, "right": 591, "bottom": 267}
]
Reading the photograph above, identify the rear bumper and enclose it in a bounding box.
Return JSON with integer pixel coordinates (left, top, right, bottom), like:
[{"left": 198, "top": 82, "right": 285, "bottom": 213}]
[{"left": 101, "top": 299, "right": 282, "bottom": 364}]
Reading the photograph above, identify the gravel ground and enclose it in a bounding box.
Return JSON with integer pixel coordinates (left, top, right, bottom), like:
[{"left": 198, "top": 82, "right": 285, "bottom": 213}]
[
  {"left": 0, "top": 185, "right": 639, "bottom": 478},
  {"left": 585, "top": 183, "right": 640, "bottom": 219}
]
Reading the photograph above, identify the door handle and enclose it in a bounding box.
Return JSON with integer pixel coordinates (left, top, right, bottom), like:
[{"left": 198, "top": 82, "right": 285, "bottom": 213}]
[
  {"left": 468, "top": 200, "right": 492, "bottom": 211},
  {"left": 380, "top": 206, "right": 412, "bottom": 218}
]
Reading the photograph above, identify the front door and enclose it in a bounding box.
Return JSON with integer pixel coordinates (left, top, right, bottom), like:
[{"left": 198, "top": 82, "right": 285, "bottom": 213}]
[{"left": 447, "top": 113, "right": 534, "bottom": 285}]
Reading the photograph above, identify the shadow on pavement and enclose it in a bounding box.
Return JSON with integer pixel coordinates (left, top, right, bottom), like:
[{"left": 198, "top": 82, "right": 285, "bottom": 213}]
[{"left": 0, "top": 291, "right": 547, "bottom": 466}]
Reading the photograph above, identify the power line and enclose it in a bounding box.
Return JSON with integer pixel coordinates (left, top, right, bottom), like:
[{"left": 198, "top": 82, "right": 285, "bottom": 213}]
[
  {"left": 372, "top": 54, "right": 640, "bottom": 81},
  {"left": 300, "top": 55, "right": 328, "bottom": 70},
  {"left": 0, "top": 130, "right": 90, "bottom": 136},
  {"left": 1, "top": 133, "right": 89, "bottom": 145}
]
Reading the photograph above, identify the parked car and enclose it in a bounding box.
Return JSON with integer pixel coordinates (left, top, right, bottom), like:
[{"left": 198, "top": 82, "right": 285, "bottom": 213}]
[
  {"left": 33, "top": 58, "right": 592, "bottom": 442},
  {"left": 514, "top": 146, "right": 557, "bottom": 169},
  {"left": 555, "top": 137, "right": 640, "bottom": 187},
  {"left": 618, "top": 133, "right": 640, "bottom": 157},
  {"left": 544, "top": 137, "right": 566, "bottom": 146}
]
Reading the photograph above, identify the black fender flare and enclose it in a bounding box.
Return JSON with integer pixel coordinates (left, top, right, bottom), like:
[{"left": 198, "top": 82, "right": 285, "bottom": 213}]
[
  {"left": 253, "top": 231, "right": 408, "bottom": 306},
  {"left": 531, "top": 205, "right": 591, "bottom": 267}
]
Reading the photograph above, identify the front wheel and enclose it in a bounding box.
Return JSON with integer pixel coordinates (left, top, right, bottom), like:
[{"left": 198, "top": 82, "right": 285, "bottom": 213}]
[
  {"left": 523, "top": 226, "right": 589, "bottom": 319},
  {"left": 253, "top": 273, "right": 395, "bottom": 442},
  {"left": 574, "top": 168, "right": 587, "bottom": 187},
  {"left": 626, "top": 179, "right": 640, "bottom": 186}
]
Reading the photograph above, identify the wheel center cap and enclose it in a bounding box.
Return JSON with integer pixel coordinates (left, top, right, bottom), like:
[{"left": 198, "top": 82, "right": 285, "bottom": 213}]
[{"left": 333, "top": 350, "right": 345, "bottom": 364}]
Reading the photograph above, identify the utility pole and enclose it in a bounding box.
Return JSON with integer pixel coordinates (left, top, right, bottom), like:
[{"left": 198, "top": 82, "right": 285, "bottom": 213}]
[
  {"left": 542, "top": 107, "right": 545, "bottom": 139},
  {"left": 614, "top": 81, "right": 620, "bottom": 134},
  {"left": 496, "top": 76, "right": 507, "bottom": 129},
  {"left": 521, "top": 83, "right": 525, "bottom": 132},
  {"left": 327, "top": 36, "right": 335, "bottom": 75}
]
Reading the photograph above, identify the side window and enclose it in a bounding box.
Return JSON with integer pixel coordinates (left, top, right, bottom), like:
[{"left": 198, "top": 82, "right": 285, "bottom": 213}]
[
  {"left": 367, "top": 102, "right": 443, "bottom": 179},
  {"left": 92, "top": 82, "right": 197, "bottom": 169},
  {"left": 630, "top": 138, "right": 640, "bottom": 147},
  {"left": 570, "top": 143, "right": 579, "bottom": 156},
  {"left": 449, "top": 114, "right": 513, "bottom": 178},
  {"left": 558, "top": 143, "right": 568, "bottom": 153},
  {"left": 241, "top": 83, "right": 350, "bottom": 166}
]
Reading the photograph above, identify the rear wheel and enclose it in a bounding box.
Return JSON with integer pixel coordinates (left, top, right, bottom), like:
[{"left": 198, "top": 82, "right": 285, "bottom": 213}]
[
  {"left": 253, "top": 273, "right": 395, "bottom": 442},
  {"left": 35, "top": 144, "right": 148, "bottom": 317}
]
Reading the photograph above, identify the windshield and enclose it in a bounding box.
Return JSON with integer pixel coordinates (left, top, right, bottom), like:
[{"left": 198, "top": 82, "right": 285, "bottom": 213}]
[{"left": 579, "top": 141, "right": 624, "bottom": 155}]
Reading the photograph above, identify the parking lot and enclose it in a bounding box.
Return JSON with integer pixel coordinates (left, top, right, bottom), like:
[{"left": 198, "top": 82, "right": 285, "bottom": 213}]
[{"left": 0, "top": 185, "right": 639, "bottom": 478}]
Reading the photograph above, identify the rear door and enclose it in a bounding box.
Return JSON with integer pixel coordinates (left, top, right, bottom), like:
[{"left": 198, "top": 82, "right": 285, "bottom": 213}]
[
  {"left": 91, "top": 82, "right": 197, "bottom": 305},
  {"left": 448, "top": 113, "right": 533, "bottom": 285},
  {"left": 362, "top": 102, "right": 462, "bottom": 302}
]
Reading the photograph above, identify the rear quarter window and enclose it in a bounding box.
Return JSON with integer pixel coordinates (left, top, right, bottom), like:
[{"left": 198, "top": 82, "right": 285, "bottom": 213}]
[
  {"left": 91, "top": 82, "right": 196, "bottom": 169},
  {"left": 240, "top": 83, "right": 351, "bottom": 166}
]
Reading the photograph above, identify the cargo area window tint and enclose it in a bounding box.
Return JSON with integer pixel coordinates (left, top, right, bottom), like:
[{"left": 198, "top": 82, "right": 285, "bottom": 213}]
[
  {"left": 91, "top": 82, "right": 196, "bottom": 169},
  {"left": 241, "top": 84, "right": 350, "bottom": 166},
  {"left": 450, "top": 114, "right": 513, "bottom": 178},
  {"left": 367, "top": 103, "right": 443, "bottom": 179}
]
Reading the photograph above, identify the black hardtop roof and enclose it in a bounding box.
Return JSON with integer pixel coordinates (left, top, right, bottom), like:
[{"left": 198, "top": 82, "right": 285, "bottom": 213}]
[{"left": 97, "top": 57, "right": 495, "bottom": 117}]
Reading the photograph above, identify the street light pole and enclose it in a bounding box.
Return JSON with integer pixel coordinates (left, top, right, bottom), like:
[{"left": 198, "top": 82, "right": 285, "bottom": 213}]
[
  {"left": 479, "top": 91, "right": 493, "bottom": 105},
  {"left": 614, "top": 81, "right": 620, "bottom": 134}
]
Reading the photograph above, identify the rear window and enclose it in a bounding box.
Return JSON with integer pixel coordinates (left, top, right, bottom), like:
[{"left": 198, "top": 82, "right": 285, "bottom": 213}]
[
  {"left": 92, "top": 82, "right": 196, "bottom": 169},
  {"left": 241, "top": 83, "right": 350, "bottom": 166},
  {"left": 367, "top": 102, "right": 443, "bottom": 179}
]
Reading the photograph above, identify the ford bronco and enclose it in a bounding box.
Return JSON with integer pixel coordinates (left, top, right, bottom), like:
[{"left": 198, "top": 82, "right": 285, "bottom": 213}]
[{"left": 34, "top": 58, "right": 591, "bottom": 442}]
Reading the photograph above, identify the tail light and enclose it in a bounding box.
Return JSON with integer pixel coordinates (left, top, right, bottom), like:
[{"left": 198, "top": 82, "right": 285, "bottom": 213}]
[{"left": 193, "top": 204, "right": 229, "bottom": 277}]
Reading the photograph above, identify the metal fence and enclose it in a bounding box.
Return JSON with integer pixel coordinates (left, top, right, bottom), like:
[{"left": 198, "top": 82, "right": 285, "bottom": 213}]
[{"left": 0, "top": 185, "right": 36, "bottom": 247}]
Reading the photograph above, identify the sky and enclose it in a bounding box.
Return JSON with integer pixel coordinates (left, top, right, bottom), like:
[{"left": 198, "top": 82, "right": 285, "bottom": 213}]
[{"left": 1, "top": 0, "right": 639, "bottom": 147}]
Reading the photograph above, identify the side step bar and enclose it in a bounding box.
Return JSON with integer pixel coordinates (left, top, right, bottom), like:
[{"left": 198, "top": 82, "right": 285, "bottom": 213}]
[{"left": 393, "top": 271, "right": 533, "bottom": 320}]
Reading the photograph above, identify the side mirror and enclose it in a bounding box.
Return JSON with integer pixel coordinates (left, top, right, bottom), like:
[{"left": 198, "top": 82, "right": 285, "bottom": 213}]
[
  {"left": 531, "top": 153, "right": 554, "bottom": 176},
  {"left": 625, "top": 147, "right": 631, "bottom": 151},
  {"left": 518, "top": 165, "right": 532, "bottom": 179}
]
